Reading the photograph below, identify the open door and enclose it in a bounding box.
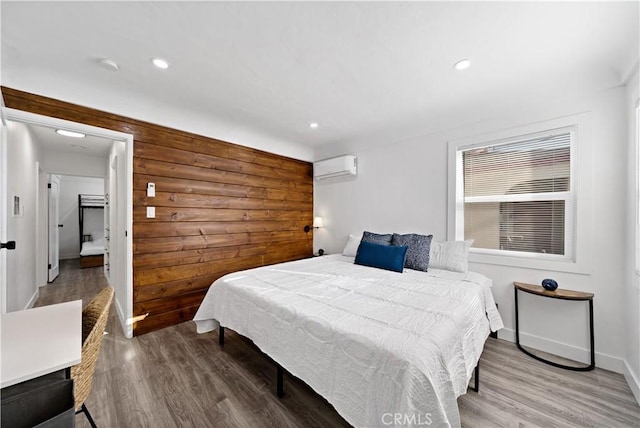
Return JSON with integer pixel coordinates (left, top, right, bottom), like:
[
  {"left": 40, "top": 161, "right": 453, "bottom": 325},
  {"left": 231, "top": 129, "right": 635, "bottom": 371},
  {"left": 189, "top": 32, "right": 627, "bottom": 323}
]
[{"left": 48, "top": 174, "right": 61, "bottom": 282}]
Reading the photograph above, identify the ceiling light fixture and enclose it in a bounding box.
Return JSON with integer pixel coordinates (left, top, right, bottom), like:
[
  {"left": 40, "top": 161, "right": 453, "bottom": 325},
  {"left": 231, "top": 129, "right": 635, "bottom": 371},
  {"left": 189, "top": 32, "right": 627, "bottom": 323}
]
[
  {"left": 71, "top": 144, "right": 87, "bottom": 149},
  {"left": 98, "top": 58, "right": 119, "bottom": 71},
  {"left": 56, "top": 129, "right": 86, "bottom": 138},
  {"left": 453, "top": 59, "right": 471, "bottom": 70},
  {"left": 151, "top": 58, "right": 169, "bottom": 69},
  {"left": 309, "top": 122, "right": 319, "bottom": 129}
]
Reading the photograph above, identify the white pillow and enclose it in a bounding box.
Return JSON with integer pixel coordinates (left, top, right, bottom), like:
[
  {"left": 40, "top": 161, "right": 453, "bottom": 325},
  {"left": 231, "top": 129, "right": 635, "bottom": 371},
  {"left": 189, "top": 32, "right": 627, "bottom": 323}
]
[
  {"left": 342, "top": 234, "right": 362, "bottom": 257},
  {"left": 429, "top": 240, "right": 473, "bottom": 273}
]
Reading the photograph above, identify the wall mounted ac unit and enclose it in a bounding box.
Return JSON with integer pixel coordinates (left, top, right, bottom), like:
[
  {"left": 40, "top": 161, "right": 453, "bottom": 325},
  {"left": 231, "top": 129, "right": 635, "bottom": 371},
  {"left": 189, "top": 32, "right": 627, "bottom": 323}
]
[{"left": 313, "top": 155, "right": 357, "bottom": 180}]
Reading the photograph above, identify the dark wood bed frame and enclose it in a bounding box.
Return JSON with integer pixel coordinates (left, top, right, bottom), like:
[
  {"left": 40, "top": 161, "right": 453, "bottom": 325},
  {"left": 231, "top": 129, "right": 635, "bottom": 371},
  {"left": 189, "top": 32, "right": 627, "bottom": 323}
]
[{"left": 80, "top": 254, "right": 104, "bottom": 269}]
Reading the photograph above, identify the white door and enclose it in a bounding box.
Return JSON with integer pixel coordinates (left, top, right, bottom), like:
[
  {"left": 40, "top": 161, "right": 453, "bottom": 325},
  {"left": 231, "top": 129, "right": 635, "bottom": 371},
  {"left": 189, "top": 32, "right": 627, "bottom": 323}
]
[{"left": 48, "top": 174, "right": 61, "bottom": 282}]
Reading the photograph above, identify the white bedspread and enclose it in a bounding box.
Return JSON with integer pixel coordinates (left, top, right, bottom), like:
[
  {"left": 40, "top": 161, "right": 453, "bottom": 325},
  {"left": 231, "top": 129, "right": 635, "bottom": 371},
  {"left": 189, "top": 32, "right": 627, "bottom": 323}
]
[
  {"left": 80, "top": 239, "right": 104, "bottom": 257},
  {"left": 193, "top": 255, "right": 503, "bottom": 428}
]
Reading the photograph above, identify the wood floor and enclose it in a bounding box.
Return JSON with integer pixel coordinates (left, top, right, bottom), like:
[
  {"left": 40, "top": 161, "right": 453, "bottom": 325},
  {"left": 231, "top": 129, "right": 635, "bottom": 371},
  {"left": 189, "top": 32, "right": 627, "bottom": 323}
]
[{"left": 37, "top": 260, "right": 640, "bottom": 428}]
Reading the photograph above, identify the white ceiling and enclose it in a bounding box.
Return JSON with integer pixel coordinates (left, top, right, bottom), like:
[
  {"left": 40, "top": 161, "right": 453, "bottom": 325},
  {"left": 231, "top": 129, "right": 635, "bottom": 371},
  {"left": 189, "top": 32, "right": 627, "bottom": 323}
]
[
  {"left": 25, "top": 122, "right": 113, "bottom": 158},
  {"left": 2, "top": 2, "right": 638, "bottom": 155}
]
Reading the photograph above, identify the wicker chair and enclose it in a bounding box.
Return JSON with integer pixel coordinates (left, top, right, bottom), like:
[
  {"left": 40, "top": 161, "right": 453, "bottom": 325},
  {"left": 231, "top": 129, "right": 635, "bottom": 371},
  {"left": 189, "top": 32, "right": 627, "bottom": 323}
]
[{"left": 71, "top": 286, "right": 114, "bottom": 428}]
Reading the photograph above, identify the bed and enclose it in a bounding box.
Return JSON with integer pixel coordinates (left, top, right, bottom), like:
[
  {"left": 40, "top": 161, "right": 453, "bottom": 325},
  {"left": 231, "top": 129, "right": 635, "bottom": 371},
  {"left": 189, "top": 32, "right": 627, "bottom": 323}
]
[
  {"left": 80, "top": 238, "right": 105, "bottom": 257},
  {"left": 193, "top": 253, "right": 503, "bottom": 427},
  {"left": 78, "top": 194, "right": 105, "bottom": 268}
]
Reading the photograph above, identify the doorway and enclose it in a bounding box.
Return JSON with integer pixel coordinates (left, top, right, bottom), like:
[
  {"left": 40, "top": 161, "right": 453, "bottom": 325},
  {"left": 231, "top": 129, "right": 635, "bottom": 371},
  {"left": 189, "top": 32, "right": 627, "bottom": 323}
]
[
  {"left": 57, "top": 175, "right": 107, "bottom": 273},
  {"left": 48, "top": 173, "right": 61, "bottom": 282},
  {"left": 0, "top": 108, "right": 134, "bottom": 337}
]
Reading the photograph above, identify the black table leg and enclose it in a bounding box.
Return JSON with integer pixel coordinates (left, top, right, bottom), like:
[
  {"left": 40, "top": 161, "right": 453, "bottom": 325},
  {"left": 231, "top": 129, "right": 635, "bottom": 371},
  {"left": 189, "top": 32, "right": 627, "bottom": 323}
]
[
  {"left": 588, "top": 299, "right": 595, "bottom": 370},
  {"left": 515, "top": 288, "right": 520, "bottom": 346},
  {"left": 219, "top": 326, "right": 225, "bottom": 346}
]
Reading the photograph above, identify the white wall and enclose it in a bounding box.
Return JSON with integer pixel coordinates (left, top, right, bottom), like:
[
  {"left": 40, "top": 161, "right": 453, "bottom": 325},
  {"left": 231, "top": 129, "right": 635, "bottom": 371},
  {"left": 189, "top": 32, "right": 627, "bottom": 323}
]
[
  {"left": 58, "top": 175, "right": 104, "bottom": 260},
  {"left": 625, "top": 69, "right": 640, "bottom": 402},
  {"left": 40, "top": 149, "right": 107, "bottom": 178},
  {"left": 6, "top": 121, "right": 41, "bottom": 311},
  {"left": 315, "top": 86, "right": 630, "bottom": 373}
]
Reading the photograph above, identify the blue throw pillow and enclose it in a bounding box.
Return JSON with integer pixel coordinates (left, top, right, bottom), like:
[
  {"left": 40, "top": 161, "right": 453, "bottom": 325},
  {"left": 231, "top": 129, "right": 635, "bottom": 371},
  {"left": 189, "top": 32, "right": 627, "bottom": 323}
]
[
  {"left": 354, "top": 241, "right": 408, "bottom": 273},
  {"left": 391, "top": 233, "right": 433, "bottom": 272},
  {"left": 362, "top": 231, "right": 393, "bottom": 246}
]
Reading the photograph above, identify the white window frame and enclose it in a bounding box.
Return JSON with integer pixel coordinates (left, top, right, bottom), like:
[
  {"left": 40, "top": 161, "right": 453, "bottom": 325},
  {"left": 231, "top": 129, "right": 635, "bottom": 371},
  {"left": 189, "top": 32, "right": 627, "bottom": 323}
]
[{"left": 448, "top": 113, "right": 592, "bottom": 274}]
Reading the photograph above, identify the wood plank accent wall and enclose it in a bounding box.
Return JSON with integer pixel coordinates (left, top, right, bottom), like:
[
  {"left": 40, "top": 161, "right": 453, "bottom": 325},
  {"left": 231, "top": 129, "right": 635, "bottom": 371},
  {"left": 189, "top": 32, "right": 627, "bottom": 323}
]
[{"left": 2, "top": 87, "right": 314, "bottom": 335}]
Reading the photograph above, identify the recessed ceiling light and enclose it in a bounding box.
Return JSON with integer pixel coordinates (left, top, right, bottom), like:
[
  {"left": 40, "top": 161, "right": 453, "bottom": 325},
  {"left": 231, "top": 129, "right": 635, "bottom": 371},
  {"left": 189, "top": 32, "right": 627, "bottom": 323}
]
[
  {"left": 453, "top": 59, "right": 471, "bottom": 70},
  {"left": 98, "top": 58, "right": 119, "bottom": 71},
  {"left": 56, "top": 129, "right": 86, "bottom": 138},
  {"left": 71, "top": 144, "right": 87, "bottom": 149},
  {"left": 151, "top": 58, "right": 169, "bottom": 69},
  {"left": 309, "top": 122, "right": 319, "bottom": 129}
]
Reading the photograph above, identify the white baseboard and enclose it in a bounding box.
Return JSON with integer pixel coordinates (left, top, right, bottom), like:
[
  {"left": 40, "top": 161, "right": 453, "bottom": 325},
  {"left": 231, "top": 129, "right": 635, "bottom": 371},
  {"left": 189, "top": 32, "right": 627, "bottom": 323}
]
[
  {"left": 115, "top": 297, "right": 132, "bottom": 339},
  {"left": 624, "top": 360, "right": 640, "bottom": 406},
  {"left": 498, "top": 327, "right": 624, "bottom": 373},
  {"left": 24, "top": 288, "right": 39, "bottom": 310},
  {"left": 59, "top": 253, "right": 79, "bottom": 260},
  {"left": 24, "top": 287, "right": 40, "bottom": 310}
]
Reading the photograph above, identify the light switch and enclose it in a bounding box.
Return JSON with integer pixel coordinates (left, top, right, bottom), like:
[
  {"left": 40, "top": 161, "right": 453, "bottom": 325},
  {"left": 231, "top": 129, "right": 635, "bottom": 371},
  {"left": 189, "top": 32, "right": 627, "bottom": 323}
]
[
  {"left": 146, "top": 207, "right": 155, "bottom": 218},
  {"left": 147, "top": 182, "right": 156, "bottom": 197}
]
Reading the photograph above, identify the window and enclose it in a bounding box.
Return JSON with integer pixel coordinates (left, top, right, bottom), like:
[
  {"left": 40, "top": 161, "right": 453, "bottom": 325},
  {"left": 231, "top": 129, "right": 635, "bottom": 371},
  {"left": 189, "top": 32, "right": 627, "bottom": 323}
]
[{"left": 454, "top": 127, "right": 574, "bottom": 260}]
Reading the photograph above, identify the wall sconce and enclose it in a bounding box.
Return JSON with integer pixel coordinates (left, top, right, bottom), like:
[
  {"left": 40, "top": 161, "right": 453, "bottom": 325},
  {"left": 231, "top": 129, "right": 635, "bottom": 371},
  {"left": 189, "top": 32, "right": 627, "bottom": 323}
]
[{"left": 305, "top": 217, "right": 324, "bottom": 233}]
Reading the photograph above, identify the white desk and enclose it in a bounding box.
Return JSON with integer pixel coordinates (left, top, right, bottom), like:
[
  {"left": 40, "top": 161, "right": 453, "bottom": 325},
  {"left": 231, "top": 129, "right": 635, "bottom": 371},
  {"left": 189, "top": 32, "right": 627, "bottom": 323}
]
[{"left": 1, "top": 300, "right": 82, "bottom": 388}]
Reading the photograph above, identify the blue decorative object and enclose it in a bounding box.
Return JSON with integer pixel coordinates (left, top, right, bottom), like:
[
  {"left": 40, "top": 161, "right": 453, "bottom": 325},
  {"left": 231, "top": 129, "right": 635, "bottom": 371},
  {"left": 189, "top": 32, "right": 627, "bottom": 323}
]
[
  {"left": 354, "top": 241, "right": 408, "bottom": 273},
  {"left": 542, "top": 278, "right": 558, "bottom": 291}
]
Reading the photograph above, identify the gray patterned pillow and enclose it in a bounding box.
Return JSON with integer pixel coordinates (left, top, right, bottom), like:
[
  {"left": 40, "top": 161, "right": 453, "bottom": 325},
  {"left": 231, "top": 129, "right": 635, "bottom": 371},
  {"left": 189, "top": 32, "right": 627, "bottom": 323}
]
[
  {"left": 362, "top": 231, "right": 393, "bottom": 246},
  {"left": 391, "top": 233, "right": 433, "bottom": 271}
]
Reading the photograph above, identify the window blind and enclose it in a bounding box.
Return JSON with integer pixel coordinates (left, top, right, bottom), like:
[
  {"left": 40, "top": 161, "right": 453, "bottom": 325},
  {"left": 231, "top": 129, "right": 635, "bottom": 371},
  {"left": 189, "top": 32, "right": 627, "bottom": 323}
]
[{"left": 461, "top": 130, "right": 572, "bottom": 256}]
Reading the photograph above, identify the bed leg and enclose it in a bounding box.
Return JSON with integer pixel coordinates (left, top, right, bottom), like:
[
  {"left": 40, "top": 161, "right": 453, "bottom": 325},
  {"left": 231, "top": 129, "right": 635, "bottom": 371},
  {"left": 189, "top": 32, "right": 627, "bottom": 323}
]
[
  {"left": 276, "top": 364, "right": 284, "bottom": 398},
  {"left": 472, "top": 362, "right": 479, "bottom": 393},
  {"left": 218, "top": 326, "right": 225, "bottom": 346}
]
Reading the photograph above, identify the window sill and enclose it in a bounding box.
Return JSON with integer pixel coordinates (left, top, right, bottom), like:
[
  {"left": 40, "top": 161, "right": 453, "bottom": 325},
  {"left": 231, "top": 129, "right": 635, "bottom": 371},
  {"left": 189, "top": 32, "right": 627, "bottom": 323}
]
[{"left": 468, "top": 252, "right": 591, "bottom": 275}]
